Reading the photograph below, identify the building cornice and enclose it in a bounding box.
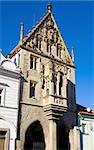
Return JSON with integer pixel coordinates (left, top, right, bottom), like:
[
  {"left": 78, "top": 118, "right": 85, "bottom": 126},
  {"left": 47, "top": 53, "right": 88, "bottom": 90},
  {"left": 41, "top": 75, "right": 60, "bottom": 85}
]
[{"left": 0, "top": 66, "right": 21, "bottom": 79}]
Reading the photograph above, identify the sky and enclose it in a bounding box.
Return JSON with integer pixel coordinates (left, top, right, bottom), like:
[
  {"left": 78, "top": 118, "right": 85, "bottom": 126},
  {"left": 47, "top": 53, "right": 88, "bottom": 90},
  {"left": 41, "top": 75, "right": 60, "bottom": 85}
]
[{"left": 0, "top": 1, "right": 94, "bottom": 109}]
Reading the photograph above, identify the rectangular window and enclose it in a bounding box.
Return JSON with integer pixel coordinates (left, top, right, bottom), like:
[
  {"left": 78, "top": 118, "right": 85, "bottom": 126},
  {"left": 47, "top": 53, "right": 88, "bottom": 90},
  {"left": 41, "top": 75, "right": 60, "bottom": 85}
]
[
  {"left": 0, "top": 89, "right": 3, "bottom": 105},
  {"left": 0, "top": 129, "right": 9, "bottom": 150},
  {"left": 0, "top": 131, "right": 6, "bottom": 150},
  {"left": 54, "top": 77, "right": 57, "bottom": 95},
  {"left": 47, "top": 40, "right": 49, "bottom": 52},
  {"left": 57, "top": 44, "right": 59, "bottom": 56},
  {"left": 30, "top": 56, "right": 37, "bottom": 70},
  {"left": 30, "top": 81, "right": 36, "bottom": 98},
  {"left": 82, "top": 123, "right": 86, "bottom": 134},
  {"left": 59, "top": 75, "right": 63, "bottom": 96},
  {"left": 34, "top": 58, "right": 37, "bottom": 70},
  {"left": 30, "top": 57, "right": 33, "bottom": 69}
]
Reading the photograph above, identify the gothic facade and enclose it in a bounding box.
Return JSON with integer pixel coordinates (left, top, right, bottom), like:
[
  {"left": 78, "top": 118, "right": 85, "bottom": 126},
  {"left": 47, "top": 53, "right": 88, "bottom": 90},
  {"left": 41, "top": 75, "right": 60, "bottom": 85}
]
[{"left": 9, "top": 4, "right": 80, "bottom": 150}]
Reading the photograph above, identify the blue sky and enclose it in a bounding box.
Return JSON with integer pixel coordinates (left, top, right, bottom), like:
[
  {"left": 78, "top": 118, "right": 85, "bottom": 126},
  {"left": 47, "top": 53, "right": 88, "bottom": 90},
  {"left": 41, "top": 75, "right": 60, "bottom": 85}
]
[{"left": 0, "top": 1, "right": 94, "bottom": 109}]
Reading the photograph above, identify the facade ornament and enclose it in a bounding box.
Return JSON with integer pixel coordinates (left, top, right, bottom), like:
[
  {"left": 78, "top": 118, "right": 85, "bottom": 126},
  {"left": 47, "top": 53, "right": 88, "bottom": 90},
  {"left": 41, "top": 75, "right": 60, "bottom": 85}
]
[
  {"left": 47, "top": 3, "right": 52, "bottom": 12},
  {"left": 29, "top": 40, "right": 34, "bottom": 48}
]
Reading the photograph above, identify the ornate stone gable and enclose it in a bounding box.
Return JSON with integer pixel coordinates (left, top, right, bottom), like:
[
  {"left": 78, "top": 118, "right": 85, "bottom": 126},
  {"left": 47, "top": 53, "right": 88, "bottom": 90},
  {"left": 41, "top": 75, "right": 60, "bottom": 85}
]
[{"left": 21, "top": 10, "right": 74, "bottom": 67}]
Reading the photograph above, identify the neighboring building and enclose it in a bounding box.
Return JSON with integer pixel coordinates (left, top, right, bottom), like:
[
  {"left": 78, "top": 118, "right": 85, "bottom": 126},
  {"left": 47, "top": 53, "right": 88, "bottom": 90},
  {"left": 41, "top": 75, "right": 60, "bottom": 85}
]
[
  {"left": 9, "top": 4, "right": 80, "bottom": 150},
  {"left": 77, "top": 104, "right": 94, "bottom": 150},
  {"left": 0, "top": 52, "right": 21, "bottom": 150}
]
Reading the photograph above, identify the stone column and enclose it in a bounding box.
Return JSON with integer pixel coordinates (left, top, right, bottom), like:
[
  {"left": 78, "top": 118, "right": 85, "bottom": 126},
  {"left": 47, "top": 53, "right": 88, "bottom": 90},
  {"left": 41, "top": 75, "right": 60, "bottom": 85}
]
[
  {"left": 49, "top": 62, "right": 54, "bottom": 95},
  {"left": 69, "top": 129, "right": 74, "bottom": 150},
  {"left": 49, "top": 119, "right": 57, "bottom": 150},
  {"left": 70, "top": 126, "right": 81, "bottom": 150},
  {"left": 63, "top": 75, "right": 67, "bottom": 98}
]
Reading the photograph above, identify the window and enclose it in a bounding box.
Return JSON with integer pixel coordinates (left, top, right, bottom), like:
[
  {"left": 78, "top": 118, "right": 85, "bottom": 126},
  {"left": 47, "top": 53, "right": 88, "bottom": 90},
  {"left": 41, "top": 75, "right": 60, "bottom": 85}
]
[
  {"left": 30, "top": 56, "right": 37, "bottom": 70},
  {"left": 59, "top": 75, "right": 63, "bottom": 96},
  {"left": 57, "top": 44, "right": 59, "bottom": 56},
  {"left": 47, "top": 40, "right": 49, "bottom": 52},
  {"left": 82, "top": 123, "right": 86, "bottom": 134},
  {"left": 30, "top": 57, "right": 33, "bottom": 69},
  {"left": 54, "top": 76, "right": 57, "bottom": 95},
  {"left": 0, "top": 129, "right": 9, "bottom": 150},
  {"left": 42, "top": 79, "right": 45, "bottom": 89},
  {"left": 54, "top": 82, "right": 56, "bottom": 95},
  {"left": 0, "top": 89, "right": 3, "bottom": 105},
  {"left": 43, "top": 65, "right": 45, "bottom": 75},
  {"left": 30, "top": 81, "right": 36, "bottom": 98}
]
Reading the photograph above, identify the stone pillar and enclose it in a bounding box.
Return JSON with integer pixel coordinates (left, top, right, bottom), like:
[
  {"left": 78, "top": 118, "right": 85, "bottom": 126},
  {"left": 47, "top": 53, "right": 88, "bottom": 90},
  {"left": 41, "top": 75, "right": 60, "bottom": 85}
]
[
  {"left": 70, "top": 126, "right": 80, "bottom": 150},
  {"left": 49, "top": 62, "right": 54, "bottom": 95},
  {"left": 49, "top": 119, "right": 57, "bottom": 150},
  {"left": 16, "top": 140, "right": 21, "bottom": 150},
  {"left": 69, "top": 129, "right": 74, "bottom": 150}
]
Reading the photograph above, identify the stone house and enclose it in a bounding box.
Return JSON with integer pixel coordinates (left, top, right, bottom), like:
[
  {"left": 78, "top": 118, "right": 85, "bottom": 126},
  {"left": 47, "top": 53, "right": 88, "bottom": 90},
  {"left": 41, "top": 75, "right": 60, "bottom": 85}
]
[{"left": 9, "top": 4, "right": 80, "bottom": 150}]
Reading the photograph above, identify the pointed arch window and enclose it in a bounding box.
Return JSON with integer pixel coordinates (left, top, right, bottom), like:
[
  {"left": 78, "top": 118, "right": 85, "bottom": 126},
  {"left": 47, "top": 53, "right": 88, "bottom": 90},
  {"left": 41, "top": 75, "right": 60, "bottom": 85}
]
[{"left": 59, "top": 74, "right": 63, "bottom": 96}]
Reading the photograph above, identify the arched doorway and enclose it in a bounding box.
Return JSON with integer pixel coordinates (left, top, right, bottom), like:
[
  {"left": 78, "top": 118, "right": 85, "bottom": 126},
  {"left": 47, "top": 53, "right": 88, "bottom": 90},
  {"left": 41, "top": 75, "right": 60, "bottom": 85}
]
[
  {"left": 57, "top": 123, "right": 70, "bottom": 150},
  {"left": 24, "top": 121, "right": 45, "bottom": 150}
]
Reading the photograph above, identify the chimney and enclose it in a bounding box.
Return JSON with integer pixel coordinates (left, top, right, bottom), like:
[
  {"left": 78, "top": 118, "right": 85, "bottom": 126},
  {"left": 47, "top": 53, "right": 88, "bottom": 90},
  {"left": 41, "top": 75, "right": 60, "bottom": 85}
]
[{"left": 20, "top": 22, "right": 24, "bottom": 44}]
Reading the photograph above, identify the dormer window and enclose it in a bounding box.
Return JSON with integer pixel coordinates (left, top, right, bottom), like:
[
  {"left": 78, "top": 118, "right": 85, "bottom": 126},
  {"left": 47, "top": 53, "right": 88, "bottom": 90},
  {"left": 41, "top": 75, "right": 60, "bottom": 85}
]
[{"left": 30, "top": 56, "right": 37, "bottom": 70}]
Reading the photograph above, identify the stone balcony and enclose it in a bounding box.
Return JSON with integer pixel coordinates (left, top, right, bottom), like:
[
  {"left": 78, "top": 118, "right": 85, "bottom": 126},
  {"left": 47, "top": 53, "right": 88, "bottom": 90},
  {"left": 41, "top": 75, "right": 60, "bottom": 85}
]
[
  {"left": 43, "top": 94, "right": 67, "bottom": 107},
  {"left": 43, "top": 94, "right": 68, "bottom": 120}
]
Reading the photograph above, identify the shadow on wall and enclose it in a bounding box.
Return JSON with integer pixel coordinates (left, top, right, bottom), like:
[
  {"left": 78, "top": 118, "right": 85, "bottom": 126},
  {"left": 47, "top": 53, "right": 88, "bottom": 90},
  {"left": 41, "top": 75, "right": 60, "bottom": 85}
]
[
  {"left": 67, "top": 79, "right": 76, "bottom": 112},
  {"left": 16, "top": 76, "right": 25, "bottom": 140},
  {"left": 57, "top": 122, "right": 70, "bottom": 150}
]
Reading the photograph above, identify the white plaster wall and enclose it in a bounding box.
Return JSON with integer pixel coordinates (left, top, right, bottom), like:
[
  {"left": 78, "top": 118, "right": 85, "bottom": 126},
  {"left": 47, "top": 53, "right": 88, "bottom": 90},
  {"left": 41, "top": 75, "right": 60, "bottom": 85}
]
[
  {"left": 0, "top": 75, "right": 19, "bottom": 108},
  {"left": 0, "top": 73, "right": 20, "bottom": 150},
  {"left": 80, "top": 118, "right": 94, "bottom": 150},
  {"left": 0, "top": 107, "right": 18, "bottom": 127}
]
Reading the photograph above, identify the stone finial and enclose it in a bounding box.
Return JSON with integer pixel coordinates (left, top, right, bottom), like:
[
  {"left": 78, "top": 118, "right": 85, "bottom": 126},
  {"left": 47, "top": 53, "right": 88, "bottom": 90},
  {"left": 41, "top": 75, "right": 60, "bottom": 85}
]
[
  {"left": 20, "top": 22, "right": 24, "bottom": 44},
  {"left": 71, "top": 46, "right": 74, "bottom": 62},
  {"left": 47, "top": 3, "right": 52, "bottom": 12}
]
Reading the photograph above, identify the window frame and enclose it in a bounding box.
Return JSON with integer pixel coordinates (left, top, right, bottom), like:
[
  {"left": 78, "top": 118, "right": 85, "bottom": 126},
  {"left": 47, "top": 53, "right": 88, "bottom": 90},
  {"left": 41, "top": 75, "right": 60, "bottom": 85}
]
[
  {"left": 0, "top": 86, "right": 5, "bottom": 106},
  {"left": 30, "top": 80, "right": 36, "bottom": 98},
  {"left": 0, "top": 128, "right": 10, "bottom": 150},
  {"left": 30, "top": 55, "right": 37, "bottom": 70}
]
